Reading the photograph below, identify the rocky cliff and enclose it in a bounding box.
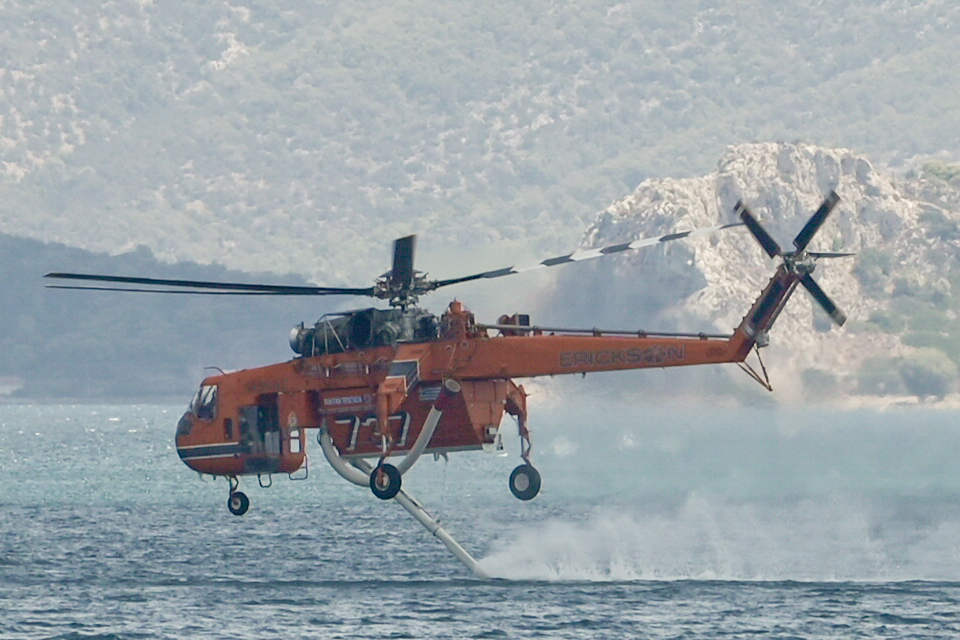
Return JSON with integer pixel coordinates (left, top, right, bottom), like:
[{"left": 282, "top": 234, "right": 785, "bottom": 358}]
[{"left": 546, "top": 143, "right": 960, "bottom": 404}]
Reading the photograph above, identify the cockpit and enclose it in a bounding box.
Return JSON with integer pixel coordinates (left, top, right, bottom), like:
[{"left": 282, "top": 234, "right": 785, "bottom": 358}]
[{"left": 191, "top": 384, "right": 218, "bottom": 421}]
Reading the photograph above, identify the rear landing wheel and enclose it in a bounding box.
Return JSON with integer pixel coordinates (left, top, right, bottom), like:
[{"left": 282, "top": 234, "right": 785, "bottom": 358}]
[
  {"left": 509, "top": 464, "right": 541, "bottom": 501},
  {"left": 228, "top": 491, "right": 250, "bottom": 516},
  {"left": 370, "top": 463, "right": 402, "bottom": 500}
]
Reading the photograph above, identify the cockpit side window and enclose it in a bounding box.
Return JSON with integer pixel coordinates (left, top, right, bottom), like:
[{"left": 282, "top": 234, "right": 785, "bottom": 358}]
[{"left": 192, "top": 384, "right": 218, "bottom": 421}]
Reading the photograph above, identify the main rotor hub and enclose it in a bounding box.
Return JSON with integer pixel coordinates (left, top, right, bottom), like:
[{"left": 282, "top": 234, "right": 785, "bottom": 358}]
[
  {"left": 374, "top": 272, "right": 435, "bottom": 309},
  {"left": 783, "top": 252, "right": 816, "bottom": 276}
]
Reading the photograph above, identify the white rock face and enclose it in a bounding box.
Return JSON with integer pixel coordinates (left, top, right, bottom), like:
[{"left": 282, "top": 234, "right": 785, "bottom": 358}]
[{"left": 553, "top": 142, "right": 960, "bottom": 402}]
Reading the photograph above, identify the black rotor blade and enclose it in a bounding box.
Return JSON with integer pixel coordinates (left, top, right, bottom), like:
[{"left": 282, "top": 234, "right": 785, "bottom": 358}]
[
  {"left": 429, "top": 222, "right": 744, "bottom": 291},
  {"left": 799, "top": 272, "right": 846, "bottom": 326},
  {"left": 44, "top": 272, "right": 376, "bottom": 296},
  {"left": 793, "top": 190, "right": 840, "bottom": 252},
  {"left": 735, "top": 201, "right": 782, "bottom": 258},
  {"left": 45, "top": 285, "right": 353, "bottom": 295},
  {"left": 390, "top": 235, "right": 416, "bottom": 289}
]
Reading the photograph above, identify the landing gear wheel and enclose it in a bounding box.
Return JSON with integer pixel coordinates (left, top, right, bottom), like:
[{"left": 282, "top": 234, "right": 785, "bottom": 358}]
[
  {"left": 227, "top": 491, "right": 250, "bottom": 516},
  {"left": 509, "top": 464, "right": 541, "bottom": 501},
  {"left": 370, "top": 463, "right": 402, "bottom": 500}
]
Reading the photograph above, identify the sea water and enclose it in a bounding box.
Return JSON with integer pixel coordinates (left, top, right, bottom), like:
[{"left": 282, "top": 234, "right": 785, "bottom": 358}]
[{"left": 2, "top": 401, "right": 960, "bottom": 638}]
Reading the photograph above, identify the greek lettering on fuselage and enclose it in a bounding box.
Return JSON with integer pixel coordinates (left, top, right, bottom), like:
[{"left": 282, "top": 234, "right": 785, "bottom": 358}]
[{"left": 559, "top": 345, "right": 686, "bottom": 368}]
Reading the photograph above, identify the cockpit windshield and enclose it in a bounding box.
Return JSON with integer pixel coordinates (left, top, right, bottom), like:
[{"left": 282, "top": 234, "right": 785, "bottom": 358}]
[{"left": 191, "top": 384, "right": 218, "bottom": 421}]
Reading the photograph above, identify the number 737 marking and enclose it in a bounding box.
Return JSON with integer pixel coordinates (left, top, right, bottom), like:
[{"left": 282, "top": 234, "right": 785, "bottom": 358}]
[{"left": 335, "top": 412, "right": 412, "bottom": 451}]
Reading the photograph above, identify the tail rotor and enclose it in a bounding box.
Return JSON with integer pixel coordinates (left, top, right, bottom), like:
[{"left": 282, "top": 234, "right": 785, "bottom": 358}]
[{"left": 735, "top": 190, "right": 849, "bottom": 327}]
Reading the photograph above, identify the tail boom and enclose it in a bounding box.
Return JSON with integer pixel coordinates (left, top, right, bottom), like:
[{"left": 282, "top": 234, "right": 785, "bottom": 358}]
[
  {"left": 448, "top": 266, "right": 809, "bottom": 380},
  {"left": 728, "top": 265, "right": 803, "bottom": 360}
]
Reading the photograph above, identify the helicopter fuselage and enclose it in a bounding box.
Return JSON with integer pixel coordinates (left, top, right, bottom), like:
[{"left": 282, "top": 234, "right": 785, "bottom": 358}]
[{"left": 174, "top": 276, "right": 781, "bottom": 479}]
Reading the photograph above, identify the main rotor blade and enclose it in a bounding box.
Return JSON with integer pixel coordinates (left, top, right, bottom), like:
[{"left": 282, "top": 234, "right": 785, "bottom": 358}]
[
  {"left": 799, "top": 272, "right": 846, "bottom": 326},
  {"left": 793, "top": 190, "right": 840, "bottom": 252},
  {"left": 45, "top": 285, "right": 351, "bottom": 295},
  {"left": 390, "top": 235, "right": 416, "bottom": 289},
  {"left": 735, "top": 200, "right": 782, "bottom": 258},
  {"left": 44, "top": 272, "right": 376, "bottom": 296},
  {"left": 429, "top": 222, "right": 744, "bottom": 290}
]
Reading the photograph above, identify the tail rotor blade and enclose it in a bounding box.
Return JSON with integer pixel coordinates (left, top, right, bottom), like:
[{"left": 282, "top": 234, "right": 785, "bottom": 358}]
[
  {"left": 808, "top": 251, "right": 856, "bottom": 259},
  {"left": 390, "top": 235, "right": 416, "bottom": 288},
  {"left": 799, "top": 272, "right": 846, "bottom": 326},
  {"left": 793, "top": 190, "right": 840, "bottom": 252},
  {"left": 736, "top": 201, "right": 782, "bottom": 258}
]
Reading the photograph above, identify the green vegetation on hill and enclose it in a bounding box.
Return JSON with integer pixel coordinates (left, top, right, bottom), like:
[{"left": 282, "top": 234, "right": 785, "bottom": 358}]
[
  {"left": 921, "top": 162, "right": 960, "bottom": 187},
  {"left": 851, "top": 211, "right": 960, "bottom": 400}
]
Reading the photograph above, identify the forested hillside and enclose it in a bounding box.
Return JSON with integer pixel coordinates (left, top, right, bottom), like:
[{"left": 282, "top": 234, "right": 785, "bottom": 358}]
[
  {"left": 0, "top": 234, "right": 321, "bottom": 399},
  {"left": 2, "top": 1, "right": 960, "bottom": 401},
  {"left": 1, "top": 0, "right": 958, "bottom": 286}
]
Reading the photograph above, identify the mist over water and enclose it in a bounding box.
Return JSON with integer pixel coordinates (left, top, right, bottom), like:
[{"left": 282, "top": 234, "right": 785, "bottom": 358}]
[
  {"left": 477, "top": 395, "right": 960, "bottom": 582},
  {"left": 479, "top": 494, "right": 960, "bottom": 582}
]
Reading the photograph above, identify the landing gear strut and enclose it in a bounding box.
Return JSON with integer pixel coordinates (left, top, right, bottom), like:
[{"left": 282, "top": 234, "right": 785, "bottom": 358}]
[
  {"left": 364, "top": 378, "right": 460, "bottom": 500},
  {"left": 227, "top": 476, "right": 250, "bottom": 516},
  {"left": 509, "top": 413, "right": 541, "bottom": 500}
]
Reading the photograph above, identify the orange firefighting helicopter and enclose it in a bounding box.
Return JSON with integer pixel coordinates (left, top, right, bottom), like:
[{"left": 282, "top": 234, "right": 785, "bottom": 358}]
[{"left": 46, "top": 192, "right": 848, "bottom": 522}]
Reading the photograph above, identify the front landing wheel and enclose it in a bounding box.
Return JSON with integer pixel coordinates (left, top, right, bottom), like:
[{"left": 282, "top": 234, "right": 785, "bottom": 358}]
[
  {"left": 509, "top": 464, "right": 541, "bottom": 501},
  {"left": 228, "top": 491, "right": 250, "bottom": 516},
  {"left": 370, "top": 463, "right": 402, "bottom": 500}
]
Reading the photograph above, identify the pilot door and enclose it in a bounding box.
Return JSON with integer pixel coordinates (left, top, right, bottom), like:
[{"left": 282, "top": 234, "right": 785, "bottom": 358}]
[{"left": 239, "top": 395, "right": 282, "bottom": 473}]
